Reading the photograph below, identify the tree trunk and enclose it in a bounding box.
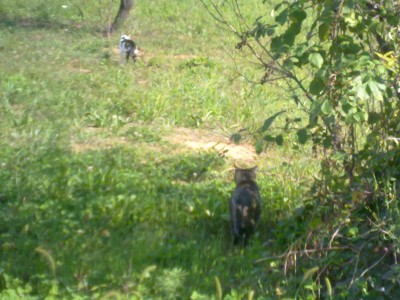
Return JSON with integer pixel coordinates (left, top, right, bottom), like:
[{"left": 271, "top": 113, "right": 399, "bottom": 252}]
[{"left": 108, "top": 0, "right": 134, "bottom": 34}]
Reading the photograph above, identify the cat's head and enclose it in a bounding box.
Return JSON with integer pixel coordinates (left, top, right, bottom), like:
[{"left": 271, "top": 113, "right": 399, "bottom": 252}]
[{"left": 234, "top": 165, "right": 257, "bottom": 184}]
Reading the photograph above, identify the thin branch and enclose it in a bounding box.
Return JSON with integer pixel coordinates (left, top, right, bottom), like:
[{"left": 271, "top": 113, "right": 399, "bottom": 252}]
[
  {"left": 329, "top": 226, "right": 342, "bottom": 248},
  {"left": 200, "top": 0, "right": 240, "bottom": 36},
  {"left": 368, "top": 217, "right": 400, "bottom": 243},
  {"left": 253, "top": 246, "right": 357, "bottom": 264},
  {"left": 252, "top": 28, "right": 316, "bottom": 103},
  {"left": 349, "top": 251, "right": 390, "bottom": 288},
  {"left": 350, "top": 253, "right": 360, "bottom": 288},
  {"left": 202, "top": 0, "right": 317, "bottom": 107},
  {"left": 349, "top": 240, "right": 371, "bottom": 288}
]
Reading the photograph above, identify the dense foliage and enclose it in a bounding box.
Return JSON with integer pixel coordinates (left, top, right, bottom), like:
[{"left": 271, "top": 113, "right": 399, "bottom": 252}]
[{"left": 202, "top": 0, "right": 400, "bottom": 297}]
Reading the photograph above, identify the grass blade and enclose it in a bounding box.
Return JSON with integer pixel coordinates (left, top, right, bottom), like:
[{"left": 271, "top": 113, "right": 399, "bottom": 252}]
[
  {"left": 214, "top": 276, "right": 222, "bottom": 300},
  {"left": 35, "top": 246, "right": 56, "bottom": 277}
]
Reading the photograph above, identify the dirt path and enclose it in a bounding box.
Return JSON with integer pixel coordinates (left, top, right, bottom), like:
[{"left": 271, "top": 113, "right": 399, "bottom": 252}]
[
  {"left": 72, "top": 126, "right": 258, "bottom": 165},
  {"left": 163, "top": 127, "right": 258, "bottom": 165}
]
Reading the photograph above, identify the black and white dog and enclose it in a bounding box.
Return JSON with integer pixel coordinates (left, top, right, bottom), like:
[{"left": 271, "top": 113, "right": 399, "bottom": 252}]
[{"left": 119, "top": 35, "right": 139, "bottom": 64}]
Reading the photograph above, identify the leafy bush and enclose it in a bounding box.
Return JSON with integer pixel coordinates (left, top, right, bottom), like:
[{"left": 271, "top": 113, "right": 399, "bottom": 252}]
[{"left": 202, "top": 0, "right": 400, "bottom": 297}]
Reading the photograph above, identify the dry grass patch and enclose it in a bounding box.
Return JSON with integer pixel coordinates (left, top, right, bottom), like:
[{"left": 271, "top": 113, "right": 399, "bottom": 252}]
[
  {"left": 71, "top": 125, "right": 259, "bottom": 165},
  {"left": 163, "top": 127, "right": 258, "bottom": 165}
]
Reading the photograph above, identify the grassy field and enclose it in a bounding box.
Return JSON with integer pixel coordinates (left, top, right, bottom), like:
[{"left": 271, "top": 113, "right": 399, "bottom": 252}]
[{"left": 0, "top": 0, "right": 318, "bottom": 298}]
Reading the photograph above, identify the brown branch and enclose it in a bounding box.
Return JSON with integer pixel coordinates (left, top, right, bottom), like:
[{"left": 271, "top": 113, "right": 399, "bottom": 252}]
[
  {"left": 108, "top": 0, "right": 134, "bottom": 35},
  {"left": 253, "top": 246, "right": 357, "bottom": 264}
]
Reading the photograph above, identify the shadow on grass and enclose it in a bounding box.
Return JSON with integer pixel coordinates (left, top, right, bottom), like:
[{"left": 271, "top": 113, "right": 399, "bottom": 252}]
[
  {"left": 0, "top": 144, "right": 241, "bottom": 295},
  {"left": 0, "top": 13, "right": 100, "bottom": 34},
  {"left": 0, "top": 13, "right": 67, "bottom": 29}
]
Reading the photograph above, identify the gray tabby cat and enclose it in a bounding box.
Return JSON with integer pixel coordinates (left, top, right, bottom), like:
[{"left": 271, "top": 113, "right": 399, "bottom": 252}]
[{"left": 230, "top": 166, "right": 261, "bottom": 246}]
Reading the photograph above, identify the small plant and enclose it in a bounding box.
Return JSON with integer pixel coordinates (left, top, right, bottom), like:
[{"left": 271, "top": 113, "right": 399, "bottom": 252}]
[{"left": 155, "top": 268, "right": 187, "bottom": 299}]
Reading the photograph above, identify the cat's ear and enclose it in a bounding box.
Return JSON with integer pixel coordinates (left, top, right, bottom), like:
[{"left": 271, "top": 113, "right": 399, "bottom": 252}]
[
  {"left": 251, "top": 166, "right": 258, "bottom": 172},
  {"left": 234, "top": 164, "right": 239, "bottom": 169}
]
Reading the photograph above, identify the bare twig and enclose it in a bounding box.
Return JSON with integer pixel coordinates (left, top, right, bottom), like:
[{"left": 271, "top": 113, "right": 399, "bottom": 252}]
[
  {"left": 200, "top": 0, "right": 240, "bottom": 36},
  {"left": 349, "top": 251, "right": 390, "bottom": 288},
  {"left": 368, "top": 217, "right": 400, "bottom": 243},
  {"left": 253, "top": 246, "right": 357, "bottom": 264},
  {"left": 329, "top": 226, "right": 342, "bottom": 248}
]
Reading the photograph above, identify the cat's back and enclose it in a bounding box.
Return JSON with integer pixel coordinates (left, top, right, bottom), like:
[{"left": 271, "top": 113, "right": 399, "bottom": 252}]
[
  {"left": 232, "top": 182, "right": 260, "bottom": 204},
  {"left": 231, "top": 181, "right": 261, "bottom": 224}
]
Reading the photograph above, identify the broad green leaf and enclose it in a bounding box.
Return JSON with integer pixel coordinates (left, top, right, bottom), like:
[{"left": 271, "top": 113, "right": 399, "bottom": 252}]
[
  {"left": 342, "top": 41, "right": 362, "bottom": 54},
  {"left": 344, "top": 14, "right": 358, "bottom": 28},
  {"left": 348, "top": 226, "right": 358, "bottom": 237},
  {"left": 369, "top": 18, "right": 381, "bottom": 32},
  {"left": 266, "top": 26, "right": 276, "bottom": 36},
  {"left": 290, "top": 9, "right": 307, "bottom": 23},
  {"left": 275, "top": 8, "right": 288, "bottom": 25},
  {"left": 376, "top": 81, "right": 386, "bottom": 90},
  {"left": 318, "top": 22, "right": 330, "bottom": 42},
  {"left": 353, "top": 111, "right": 368, "bottom": 123},
  {"left": 341, "top": 101, "right": 353, "bottom": 114},
  {"left": 260, "top": 110, "right": 286, "bottom": 132},
  {"left": 276, "top": 134, "right": 283, "bottom": 146},
  {"left": 309, "top": 76, "right": 325, "bottom": 95},
  {"left": 283, "top": 57, "right": 295, "bottom": 70},
  {"left": 387, "top": 14, "right": 399, "bottom": 27},
  {"left": 263, "top": 134, "right": 275, "bottom": 142},
  {"left": 325, "top": 115, "right": 335, "bottom": 126},
  {"left": 283, "top": 27, "right": 297, "bottom": 47},
  {"left": 309, "top": 52, "right": 324, "bottom": 69},
  {"left": 271, "top": 36, "right": 283, "bottom": 53},
  {"left": 297, "top": 128, "right": 308, "bottom": 144},
  {"left": 295, "top": 42, "right": 308, "bottom": 57},
  {"left": 323, "top": 136, "right": 333, "bottom": 148},
  {"left": 376, "top": 64, "right": 387, "bottom": 75},
  {"left": 289, "top": 56, "right": 299, "bottom": 64},
  {"left": 368, "top": 111, "right": 380, "bottom": 125},
  {"left": 367, "top": 81, "right": 383, "bottom": 101},
  {"left": 310, "top": 99, "right": 323, "bottom": 121},
  {"left": 321, "top": 100, "right": 332, "bottom": 115},
  {"left": 255, "top": 139, "right": 264, "bottom": 154},
  {"left": 356, "top": 84, "right": 369, "bottom": 100}
]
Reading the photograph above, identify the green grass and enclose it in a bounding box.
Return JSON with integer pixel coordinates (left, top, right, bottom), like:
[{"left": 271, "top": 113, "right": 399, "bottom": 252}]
[{"left": 0, "top": 0, "right": 317, "bottom": 298}]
